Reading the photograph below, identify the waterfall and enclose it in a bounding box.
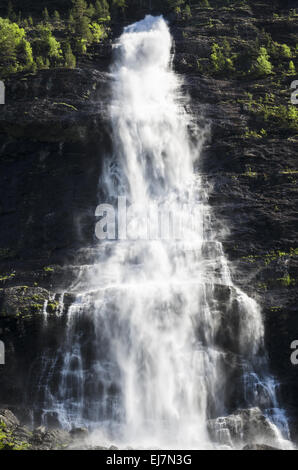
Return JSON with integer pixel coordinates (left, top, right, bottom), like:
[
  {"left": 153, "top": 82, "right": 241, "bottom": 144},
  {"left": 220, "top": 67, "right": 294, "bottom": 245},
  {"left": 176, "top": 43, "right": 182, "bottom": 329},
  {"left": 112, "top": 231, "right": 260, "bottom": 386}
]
[{"left": 32, "top": 15, "right": 291, "bottom": 449}]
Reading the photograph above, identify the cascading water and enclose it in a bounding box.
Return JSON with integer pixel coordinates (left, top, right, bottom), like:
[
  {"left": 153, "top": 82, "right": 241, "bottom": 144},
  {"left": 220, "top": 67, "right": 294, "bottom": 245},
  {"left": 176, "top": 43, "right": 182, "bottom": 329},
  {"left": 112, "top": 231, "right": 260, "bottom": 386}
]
[{"left": 31, "top": 15, "right": 291, "bottom": 449}]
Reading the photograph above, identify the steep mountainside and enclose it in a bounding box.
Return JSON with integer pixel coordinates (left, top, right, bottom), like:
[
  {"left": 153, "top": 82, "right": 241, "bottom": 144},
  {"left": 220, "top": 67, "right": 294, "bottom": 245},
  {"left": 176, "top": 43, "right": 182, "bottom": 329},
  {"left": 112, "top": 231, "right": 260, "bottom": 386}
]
[{"left": 0, "top": 0, "right": 297, "bottom": 445}]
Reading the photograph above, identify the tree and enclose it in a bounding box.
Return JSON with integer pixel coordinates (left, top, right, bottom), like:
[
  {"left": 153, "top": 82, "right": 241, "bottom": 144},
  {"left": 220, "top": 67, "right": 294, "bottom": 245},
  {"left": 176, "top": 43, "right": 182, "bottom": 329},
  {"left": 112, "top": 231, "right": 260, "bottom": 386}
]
[
  {"left": 167, "top": 0, "right": 185, "bottom": 14},
  {"left": 75, "top": 16, "right": 93, "bottom": 42},
  {"left": 280, "top": 44, "right": 292, "bottom": 59},
  {"left": 53, "top": 11, "right": 61, "bottom": 26},
  {"left": 36, "top": 56, "right": 50, "bottom": 69},
  {"left": 64, "top": 42, "right": 76, "bottom": 68},
  {"left": 112, "top": 0, "right": 128, "bottom": 13},
  {"left": 210, "top": 42, "right": 234, "bottom": 74},
  {"left": 71, "top": 0, "right": 88, "bottom": 19},
  {"left": 252, "top": 47, "right": 273, "bottom": 76},
  {"left": 28, "top": 16, "right": 33, "bottom": 27},
  {"left": 42, "top": 7, "right": 50, "bottom": 23},
  {"left": 90, "top": 22, "right": 107, "bottom": 42},
  {"left": 183, "top": 5, "right": 192, "bottom": 19},
  {"left": 16, "top": 37, "right": 34, "bottom": 70},
  {"left": 68, "top": 12, "right": 75, "bottom": 33},
  {"left": 7, "top": 1, "right": 16, "bottom": 21},
  {"left": 95, "top": 0, "right": 110, "bottom": 20},
  {"left": 288, "top": 60, "right": 296, "bottom": 75},
  {"left": 33, "top": 25, "right": 62, "bottom": 64},
  {"left": 87, "top": 3, "right": 96, "bottom": 18},
  {"left": 0, "top": 18, "right": 26, "bottom": 75}
]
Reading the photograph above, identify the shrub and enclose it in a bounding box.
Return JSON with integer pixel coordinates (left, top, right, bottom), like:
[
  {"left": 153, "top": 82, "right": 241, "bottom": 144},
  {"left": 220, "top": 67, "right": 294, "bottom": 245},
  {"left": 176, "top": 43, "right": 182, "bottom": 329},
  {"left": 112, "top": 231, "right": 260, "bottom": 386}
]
[
  {"left": 42, "top": 7, "right": 50, "bottom": 24},
  {"left": 95, "top": 0, "right": 110, "bottom": 21},
  {"left": 210, "top": 42, "right": 235, "bottom": 74},
  {"left": 90, "top": 22, "right": 107, "bottom": 43},
  {"left": 16, "top": 38, "right": 34, "bottom": 70},
  {"left": 183, "top": 5, "right": 192, "bottom": 19},
  {"left": 280, "top": 44, "right": 292, "bottom": 58},
  {"left": 53, "top": 11, "right": 61, "bottom": 26},
  {"left": 252, "top": 47, "right": 273, "bottom": 76},
  {"left": 33, "top": 25, "right": 62, "bottom": 64},
  {"left": 288, "top": 60, "right": 296, "bottom": 75},
  {"left": 64, "top": 42, "right": 76, "bottom": 68}
]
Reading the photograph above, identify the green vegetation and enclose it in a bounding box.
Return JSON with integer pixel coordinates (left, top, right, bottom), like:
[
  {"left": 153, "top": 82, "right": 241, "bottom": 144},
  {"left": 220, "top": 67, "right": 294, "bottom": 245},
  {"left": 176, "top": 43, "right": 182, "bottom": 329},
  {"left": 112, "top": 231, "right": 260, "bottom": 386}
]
[
  {"left": 0, "top": 18, "right": 33, "bottom": 75},
  {"left": 239, "top": 91, "right": 298, "bottom": 133},
  {"left": 244, "top": 128, "right": 267, "bottom": 139},
  {"left": 43, "top": 266, "right": 54, "bottom": 273},
  {"left": 0, "top": 420, "right": 30, "bottom": 450},
  {"left": 0, "top": 272, "right": 15, "bottom": 282},
  {"left": 210, "top": 41, "right": 235, "bottom": 74},
  {"left": 0, "top": 0, "right": 112, "bottom": 77},
  {"left": 242, "top": 248, "right": 298, "bottom": 266},
  {"left": 277, "top": 274, "right": 296, "bottom": 287},
  {"left": 253, "top": 101, "right": 298, "bottom": 131},
  {"left": 47, "top": 301, "right": 59, "bottom": 313},
  {"left": 242, "top": 167, "right": 257, "bottom": 177},
  {"left": 251, "top": 47, "right": 273, "bottom": 77},
  {"left": 288, "top": 60, "right": 296, "bottom": 75}
]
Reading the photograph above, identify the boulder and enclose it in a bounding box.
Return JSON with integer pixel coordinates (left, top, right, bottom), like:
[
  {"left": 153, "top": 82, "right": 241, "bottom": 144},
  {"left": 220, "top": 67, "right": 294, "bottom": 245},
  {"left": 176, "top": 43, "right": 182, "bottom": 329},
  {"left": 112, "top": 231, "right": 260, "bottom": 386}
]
[
  {"left": 207, "top": 408, "right": 278, "bottom": 447},
  {"left": 0, "top": 409, "right": 19, "bottom": 429}
]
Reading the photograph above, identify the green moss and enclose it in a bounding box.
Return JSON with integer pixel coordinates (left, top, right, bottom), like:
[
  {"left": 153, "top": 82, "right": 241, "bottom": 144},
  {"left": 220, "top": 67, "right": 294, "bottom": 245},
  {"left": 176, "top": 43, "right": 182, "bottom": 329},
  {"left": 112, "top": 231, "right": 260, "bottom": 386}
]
[
  {"left": 277, "top": 274, "right": 296, "bottom": 287},
  {"left": 242, "top": 248, "right": 298, "bottom": 266},
  {"left": 53, "top": 102, "right": 78, "bottom": 112},
  {"left": 47, "top": 301, "right": 59, "bottom": 313},
  {"left": 280, "top": 169, "right": 298, "bottom": 175},
  {"left": 43, "top": 266, "right": 54, "bottom": 273},
  {"left": 0, "top": 421, "right": 30, "bottom": 450},
  {"left": 0, "top": 272, "right": 15, "bottom": 282},
  {"left": 244, "top": 128, "right": 267, "bottom": 139},
  {"left": 242, "top": 167, "right": 258, "bottom": 178}
]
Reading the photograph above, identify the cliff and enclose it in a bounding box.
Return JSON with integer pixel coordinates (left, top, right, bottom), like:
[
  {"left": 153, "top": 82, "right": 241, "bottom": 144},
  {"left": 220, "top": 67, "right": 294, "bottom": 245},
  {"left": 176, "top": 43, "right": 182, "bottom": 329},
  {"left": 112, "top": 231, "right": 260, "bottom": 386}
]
[{"left": 0, "top": 0, "right": 298, "bottom": 444}]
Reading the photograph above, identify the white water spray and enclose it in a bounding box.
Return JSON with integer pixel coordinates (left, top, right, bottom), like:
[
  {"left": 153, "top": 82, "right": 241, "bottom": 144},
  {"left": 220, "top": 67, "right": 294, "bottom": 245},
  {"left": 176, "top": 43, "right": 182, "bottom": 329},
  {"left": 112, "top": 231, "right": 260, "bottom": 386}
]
[{"left": 36, "top": 16, "right": 290, "bottom": 449}]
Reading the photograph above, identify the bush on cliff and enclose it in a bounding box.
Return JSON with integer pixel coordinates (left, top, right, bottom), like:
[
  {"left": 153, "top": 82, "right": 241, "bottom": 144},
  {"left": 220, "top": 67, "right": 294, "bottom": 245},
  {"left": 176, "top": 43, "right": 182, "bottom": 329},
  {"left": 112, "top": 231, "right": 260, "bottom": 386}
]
[
  {"left": 251, "top": 47, "right": 273, "bottom": 77},
  {"left": 210, "top": 41, "right": 235, "bottom": 74},
  {"left": 0, "top": 17, "right": 34, "bottom": 76},
  {"left": 32, "top": 25, "right": 63, "bottom": 66}
]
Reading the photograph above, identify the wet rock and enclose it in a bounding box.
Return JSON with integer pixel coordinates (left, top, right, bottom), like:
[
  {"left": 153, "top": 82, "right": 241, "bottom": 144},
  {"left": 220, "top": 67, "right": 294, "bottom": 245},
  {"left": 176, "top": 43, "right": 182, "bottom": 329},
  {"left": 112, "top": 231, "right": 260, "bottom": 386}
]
[
  {"left": 70, "top": 427, "right": 89, "bottom": 439},
  {"left": 0, "top": 409, "right": 19, "bottom": 429},
  {"left": 207, "top": 408, "right": 278, "bottom": 447},
  {"left": 0, "top": 286, "right": 49, "bottom": 317},
  {"left": 243, "top": 443, "right": 280, "bottom": 450},
  {"left": 30, "top": 428, "right": 72, "bottom": 450}
]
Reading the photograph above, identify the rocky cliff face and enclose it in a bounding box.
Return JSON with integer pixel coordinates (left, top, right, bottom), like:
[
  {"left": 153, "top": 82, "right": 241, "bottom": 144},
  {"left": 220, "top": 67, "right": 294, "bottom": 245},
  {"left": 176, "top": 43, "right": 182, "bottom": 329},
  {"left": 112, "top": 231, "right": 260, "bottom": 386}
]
[
  {"left": 0, "top": 1, "right": 298, "bottom": 444},
  {"left": 173, "top": 1, "right": 298, "bottom": 439}
]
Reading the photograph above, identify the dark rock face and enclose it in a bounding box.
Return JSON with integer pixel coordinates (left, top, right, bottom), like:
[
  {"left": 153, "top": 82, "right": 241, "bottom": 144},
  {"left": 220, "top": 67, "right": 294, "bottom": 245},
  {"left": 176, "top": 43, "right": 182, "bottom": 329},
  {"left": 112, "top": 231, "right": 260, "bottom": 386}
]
[
  {"left": 171, "top": 4, "right": 298, "bottom": 442},
  {"left": 0, "top": 1, "right": 297, "bottom": 447},
  {"left": 0, "top": 68, "right": 111, "bottom": 268}
]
